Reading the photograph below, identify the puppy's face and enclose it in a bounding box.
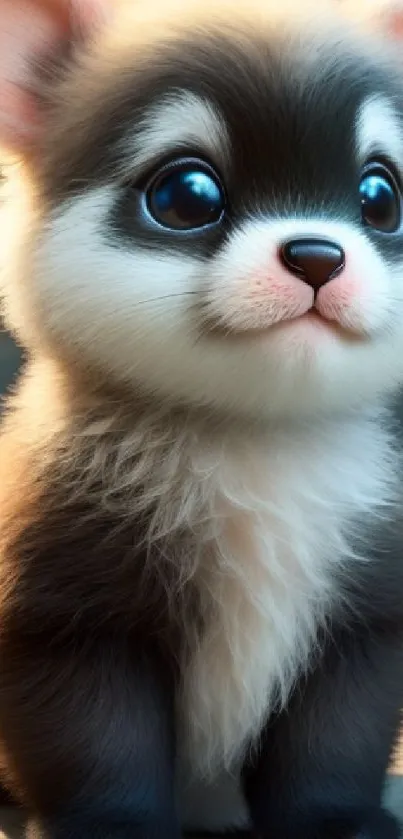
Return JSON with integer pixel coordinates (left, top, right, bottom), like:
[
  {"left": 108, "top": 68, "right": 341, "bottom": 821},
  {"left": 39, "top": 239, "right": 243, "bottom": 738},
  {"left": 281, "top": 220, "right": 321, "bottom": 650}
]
[{"left": 5, "top": 0, "right": 403, "bottom": 420}]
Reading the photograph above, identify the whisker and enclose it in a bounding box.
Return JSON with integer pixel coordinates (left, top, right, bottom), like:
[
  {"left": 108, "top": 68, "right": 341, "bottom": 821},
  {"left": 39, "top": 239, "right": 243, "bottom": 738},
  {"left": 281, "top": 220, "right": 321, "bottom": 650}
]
[{"left": 133, "top": 292, "right": 199, "bottom": 306}]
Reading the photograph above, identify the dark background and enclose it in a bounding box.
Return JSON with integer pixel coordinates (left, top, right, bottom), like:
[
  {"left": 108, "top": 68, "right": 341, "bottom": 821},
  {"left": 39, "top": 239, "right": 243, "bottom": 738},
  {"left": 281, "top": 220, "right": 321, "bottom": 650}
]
[{"left": 0, "top": 327, "right": 23, "bottom": 403}]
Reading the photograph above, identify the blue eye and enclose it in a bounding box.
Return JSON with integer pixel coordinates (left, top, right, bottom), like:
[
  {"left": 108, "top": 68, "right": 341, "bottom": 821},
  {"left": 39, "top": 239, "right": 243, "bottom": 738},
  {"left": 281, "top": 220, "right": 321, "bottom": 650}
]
[
  {"left": 146, "top": 159, "right": 225, "bottom": 231},
  {"left": 360, "top": 163, "right": 401, "bottom": 233}
]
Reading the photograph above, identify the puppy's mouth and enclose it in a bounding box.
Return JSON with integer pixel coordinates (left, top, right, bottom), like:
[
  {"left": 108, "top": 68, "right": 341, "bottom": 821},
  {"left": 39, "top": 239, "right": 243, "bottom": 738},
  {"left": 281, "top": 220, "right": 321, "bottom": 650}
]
[
  {"left": 278, "top": 308, "right": 362, "bottom": 338},
  {"left": 197, "top": 273, "right": 370, "bottom": 340},
  {"left": 197, "top": 305, "right": 364, "bottom": 343},
  {"left": 286, "top": 307, "right": 342, "bottom": 329},
  {"left": 258, "top": 308, "right": 363, "bottom": 341}
]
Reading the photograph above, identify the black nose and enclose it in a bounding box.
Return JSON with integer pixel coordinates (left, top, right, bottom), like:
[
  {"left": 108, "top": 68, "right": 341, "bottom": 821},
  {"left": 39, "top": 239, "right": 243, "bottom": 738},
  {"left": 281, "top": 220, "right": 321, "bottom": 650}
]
[{"left": 280, "top": 238, "right": 345, "bottom": 290}]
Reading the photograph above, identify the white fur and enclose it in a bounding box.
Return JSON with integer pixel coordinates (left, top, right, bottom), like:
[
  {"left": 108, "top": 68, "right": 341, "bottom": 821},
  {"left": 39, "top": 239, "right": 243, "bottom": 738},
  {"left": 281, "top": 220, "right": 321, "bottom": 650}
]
[
  {"left": 207, "top": 215, "right": 394, "bottom": 334},
  {"left": 175, "top": 411, "right": 397, "bottom": 777},
  {"left": 356, "top": 94, "right": 403, "bottom": 167},
  {"left": 65, "top": 394, "right": 398, "bottom": 792},
  {"left": 5, "top": 187, "right": 403, "bottom": 426},
  {"left": 126, "top": 92, "right": 229, "bottom": 174}
]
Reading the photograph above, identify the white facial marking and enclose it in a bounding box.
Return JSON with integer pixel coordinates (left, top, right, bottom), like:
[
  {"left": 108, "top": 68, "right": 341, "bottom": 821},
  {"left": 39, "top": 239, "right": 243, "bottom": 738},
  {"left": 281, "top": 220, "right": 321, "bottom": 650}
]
[
  {"left": 355, "top": 94, "right": 403, "bottom": 170},
  {"left": 126, "top": 91, "right": 229, "bottom": 174},
  {"left": 4, "top": 183, "right": 403, "bottom": 423},
  {"left": 207, "top": 216, "right": 393, "bottom": 337}
]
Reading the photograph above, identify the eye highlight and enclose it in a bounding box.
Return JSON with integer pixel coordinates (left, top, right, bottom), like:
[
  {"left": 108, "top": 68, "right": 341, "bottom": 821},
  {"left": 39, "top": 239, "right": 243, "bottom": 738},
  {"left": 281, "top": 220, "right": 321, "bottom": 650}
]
[
  {"left": 145, "top": 158, "right": 225, "bottom": 231},
  {"left": 360, "top": 162, "right": 401, "bottom": 234}
]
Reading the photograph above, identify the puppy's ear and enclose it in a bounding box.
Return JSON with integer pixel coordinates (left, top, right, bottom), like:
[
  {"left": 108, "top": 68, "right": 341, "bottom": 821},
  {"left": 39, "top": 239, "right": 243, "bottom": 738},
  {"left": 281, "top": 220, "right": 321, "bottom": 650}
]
[
  {"left": 380, "top": 1, "right": 403, "bottom": 39},
  {"left": 0, "top": 0, "right": 108, "bottom": 158},
  {"left": 341, "top": 0, "right": 403, "bottom": 42}
]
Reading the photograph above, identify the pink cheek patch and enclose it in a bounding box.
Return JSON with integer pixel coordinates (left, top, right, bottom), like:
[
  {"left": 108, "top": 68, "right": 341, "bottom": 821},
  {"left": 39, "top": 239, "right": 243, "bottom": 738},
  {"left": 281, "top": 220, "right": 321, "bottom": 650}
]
[
  {"left": 316, "top": 272, "right": 364, "bottom": 331},
  {"left": 217, "top": 269, "right": 314, "bottom": 331}
]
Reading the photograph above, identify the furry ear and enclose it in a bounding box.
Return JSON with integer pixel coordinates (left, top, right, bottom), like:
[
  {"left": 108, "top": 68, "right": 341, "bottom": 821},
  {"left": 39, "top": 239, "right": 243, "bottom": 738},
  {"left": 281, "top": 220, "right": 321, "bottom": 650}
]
[
  {"left": 341, "top": 0, "right": 403, "bottom": 41},
  {"left": 380, "top": 1, "right": 403, "bottom": 39},
  {"left": 0, "top": 0, "right": 108, "bottom": 157}
]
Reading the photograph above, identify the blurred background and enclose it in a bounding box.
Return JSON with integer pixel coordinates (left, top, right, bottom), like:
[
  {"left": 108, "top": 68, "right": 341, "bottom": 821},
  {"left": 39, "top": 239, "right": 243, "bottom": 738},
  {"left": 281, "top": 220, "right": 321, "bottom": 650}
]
[{"left": 0, "top": 166, "right": 23, "bottom": 407}]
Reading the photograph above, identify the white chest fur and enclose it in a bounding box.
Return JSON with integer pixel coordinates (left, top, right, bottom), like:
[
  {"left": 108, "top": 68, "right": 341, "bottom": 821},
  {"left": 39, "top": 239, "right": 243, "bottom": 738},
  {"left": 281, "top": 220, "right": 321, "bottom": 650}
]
[{"left": 177, "top": 411, "right": 397, "bottom": 779}]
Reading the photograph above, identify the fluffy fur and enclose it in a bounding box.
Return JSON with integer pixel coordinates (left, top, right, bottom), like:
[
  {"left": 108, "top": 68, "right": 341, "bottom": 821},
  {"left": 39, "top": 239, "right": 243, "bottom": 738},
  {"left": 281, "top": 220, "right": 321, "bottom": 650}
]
[{"left": 1, "top": 0, "right": 403, "bottom": 836}]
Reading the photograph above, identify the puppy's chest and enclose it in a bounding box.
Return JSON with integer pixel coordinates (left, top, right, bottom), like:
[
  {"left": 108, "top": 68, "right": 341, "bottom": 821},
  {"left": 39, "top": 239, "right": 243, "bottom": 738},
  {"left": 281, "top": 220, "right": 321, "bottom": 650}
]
[{"left": 175, "top": 422, "right": 394, "bottom": 776}]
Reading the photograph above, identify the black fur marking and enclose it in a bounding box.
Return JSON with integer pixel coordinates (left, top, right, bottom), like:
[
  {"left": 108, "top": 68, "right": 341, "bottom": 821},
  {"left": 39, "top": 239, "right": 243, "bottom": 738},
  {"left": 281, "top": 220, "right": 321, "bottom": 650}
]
[
  {"left": 242, "top": 624, "right": 403, "bottom": 838},
  {"left": 1, "top": 394, "right": 403, "bottom": 837},
  {"left": 2, "top": 640, "right": 180, "bottom": 839},
  {"left": 39, "top": 30, "right": 403, "bottom": 265},
  {"left": 0, "top": 417, "right": 183, "bottom": 836}
]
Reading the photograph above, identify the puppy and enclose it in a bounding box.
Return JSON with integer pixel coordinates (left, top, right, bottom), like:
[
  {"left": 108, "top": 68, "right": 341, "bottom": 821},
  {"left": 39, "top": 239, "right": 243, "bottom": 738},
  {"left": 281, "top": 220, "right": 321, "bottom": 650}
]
[{"left": 0, "top": 0, "right": 403, "bottom": 836}]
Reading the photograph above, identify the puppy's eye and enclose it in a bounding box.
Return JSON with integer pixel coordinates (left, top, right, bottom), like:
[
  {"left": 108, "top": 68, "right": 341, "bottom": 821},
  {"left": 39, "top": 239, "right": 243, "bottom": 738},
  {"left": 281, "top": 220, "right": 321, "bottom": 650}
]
[
  {"left": 360, "top": 162, "right": 401, "bottom": 233},
  {"left": 146, "top": 158, "right": 225, "bottom": 231}
]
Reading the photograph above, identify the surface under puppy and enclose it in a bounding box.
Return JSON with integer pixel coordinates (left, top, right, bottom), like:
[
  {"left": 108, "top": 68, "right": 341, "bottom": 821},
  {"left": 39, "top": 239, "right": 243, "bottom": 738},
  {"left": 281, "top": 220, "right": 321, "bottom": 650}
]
[{"left": 0, "top": 0, "right": 403, "bottom": 837}]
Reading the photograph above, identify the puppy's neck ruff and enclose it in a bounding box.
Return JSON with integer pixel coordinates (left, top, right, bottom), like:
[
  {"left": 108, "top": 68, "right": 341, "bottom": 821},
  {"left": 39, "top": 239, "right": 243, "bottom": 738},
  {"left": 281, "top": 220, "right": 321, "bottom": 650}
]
[
  {"left": 26, "top": 365, "right": 397, "bottom": 777},
  {"left": 173, "top": 406, "right": 397, "bottom": 775}
]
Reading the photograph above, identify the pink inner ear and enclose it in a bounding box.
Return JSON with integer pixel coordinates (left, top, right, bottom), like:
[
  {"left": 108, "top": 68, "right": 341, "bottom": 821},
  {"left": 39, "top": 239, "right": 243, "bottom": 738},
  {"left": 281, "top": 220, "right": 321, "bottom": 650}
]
[
  {"left": 0, "top": 0, "right": 107, "bottom": 155},
  {"left": 0, "top": 0, "right": 69, "bottom": 154},
  {"left": 71, "top": 0, "right": 109, "bottom": 34},
  {"left": 387, "top": 9, "right": 403, "bottom": 38},
  {"left": 0, "top": 81, "right": 42, "bottom": 151}
]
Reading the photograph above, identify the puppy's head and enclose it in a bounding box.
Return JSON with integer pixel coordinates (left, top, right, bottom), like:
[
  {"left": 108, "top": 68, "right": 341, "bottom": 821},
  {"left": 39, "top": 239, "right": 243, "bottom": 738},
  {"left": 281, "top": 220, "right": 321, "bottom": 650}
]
[{"left": 2, "top": 0, "right": 403, "bottom": 421}]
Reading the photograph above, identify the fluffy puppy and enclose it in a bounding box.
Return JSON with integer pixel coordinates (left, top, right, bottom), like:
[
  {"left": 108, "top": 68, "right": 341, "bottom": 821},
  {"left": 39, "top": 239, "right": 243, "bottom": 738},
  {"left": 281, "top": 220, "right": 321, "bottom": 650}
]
[{"left": 1, "top": 0, "right": 403, "bottom": 836}]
